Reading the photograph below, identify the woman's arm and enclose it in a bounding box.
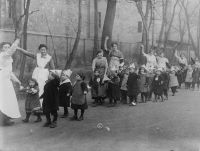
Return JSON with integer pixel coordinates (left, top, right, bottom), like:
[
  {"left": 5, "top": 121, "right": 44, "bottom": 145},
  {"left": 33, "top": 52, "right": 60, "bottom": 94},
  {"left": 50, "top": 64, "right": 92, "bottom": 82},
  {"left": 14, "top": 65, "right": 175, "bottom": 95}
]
[
  {"left": 92, "top": 58, "right": 97, "bottom": 72},
  {"left": 140, "top": 45, "right": 147, "bottom": 57},
  {"left": 174, "top": 50, "right": 180, "bottom": 61},
  {"left": 10, "top": 72, "right": 21, "bottom": 86},
  {"left": 104, "top": 36, "right": 109, "bottom": 51},
  {"left": 5, "top": 39, "right": 20, "bottom": 57},
  {"left": 104, "top": 58, "right": 108, "bottom": 75},
  {"left": 17, "top": 47, "right": 36, "bottom": 59}
]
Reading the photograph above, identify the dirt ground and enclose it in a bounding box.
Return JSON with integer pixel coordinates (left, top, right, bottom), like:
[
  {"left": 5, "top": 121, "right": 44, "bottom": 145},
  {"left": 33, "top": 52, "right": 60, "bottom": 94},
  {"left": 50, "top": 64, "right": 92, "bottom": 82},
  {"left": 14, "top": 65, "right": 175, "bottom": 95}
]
[{"left": 1, "top": 89, "right": 200, "bottom": 151}]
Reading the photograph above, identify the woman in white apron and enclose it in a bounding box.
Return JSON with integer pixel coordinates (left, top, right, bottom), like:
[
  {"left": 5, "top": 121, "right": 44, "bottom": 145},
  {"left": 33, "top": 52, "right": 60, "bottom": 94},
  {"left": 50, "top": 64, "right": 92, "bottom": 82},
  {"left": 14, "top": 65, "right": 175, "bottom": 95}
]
[
  {"left": 0, "top": 39, "right": 22, "bottom": 126},
  {"left": 141, "top": 45, "right": 157, "bottom": 70},
  {"left": 17, "top": 44, "right": 55, "bottom": 105}
]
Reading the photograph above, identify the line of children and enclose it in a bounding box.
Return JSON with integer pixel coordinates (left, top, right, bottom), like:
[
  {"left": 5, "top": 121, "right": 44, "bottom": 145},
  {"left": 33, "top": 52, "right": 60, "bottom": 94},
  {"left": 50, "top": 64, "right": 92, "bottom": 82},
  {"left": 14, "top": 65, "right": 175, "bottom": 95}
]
[
  {"left": 97, "top": 64, "right": 181, "bottom": 106},
  {"left": 21, "top": 69, "right": 88, "bottom": 128}
]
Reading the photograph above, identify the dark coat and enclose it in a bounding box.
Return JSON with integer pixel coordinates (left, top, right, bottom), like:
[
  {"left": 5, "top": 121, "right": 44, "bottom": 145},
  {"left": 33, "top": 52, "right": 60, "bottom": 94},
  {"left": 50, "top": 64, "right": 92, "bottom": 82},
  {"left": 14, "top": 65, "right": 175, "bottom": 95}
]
[
  {"left": 161, "top": 72, "right": 170, "bottom": 90},
  {"left": 107, "top": 76, "right": 121, "bottom": 100},
  {"left": 41, "top": 78, "right": 60, "bottom": 113},
  {"left": 152, "top": 75, "right": 164, "bottom": 95},
  {"left": 71, "top": 80, "right": 88, "bottom": 110},
  {"left": 127, "top": 73, "right": 139, "bottom": 96},
  {"left": 59, "top": 82, "right": 72, "bottom": 107},
  {"left": 192, "top": 68, "right": 200, "bottom": 83},
  {"left": 138, "top": 74, "right": 148, "bottom": 93}
]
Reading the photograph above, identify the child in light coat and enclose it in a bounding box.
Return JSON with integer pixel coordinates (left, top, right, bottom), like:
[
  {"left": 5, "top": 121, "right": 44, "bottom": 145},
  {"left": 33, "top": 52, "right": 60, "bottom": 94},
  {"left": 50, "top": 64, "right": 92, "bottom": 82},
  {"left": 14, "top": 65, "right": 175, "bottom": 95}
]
[{"left": 169, "top": 68, "right": 179, "bottom": 96}]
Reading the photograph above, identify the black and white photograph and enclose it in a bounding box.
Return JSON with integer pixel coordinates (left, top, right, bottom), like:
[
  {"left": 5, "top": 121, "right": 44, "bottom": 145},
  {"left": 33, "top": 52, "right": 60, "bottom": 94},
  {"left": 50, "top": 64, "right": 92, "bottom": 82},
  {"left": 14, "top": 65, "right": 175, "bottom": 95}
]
[{"left": 1, "top": 0, "right": 200, "bottom": 150}]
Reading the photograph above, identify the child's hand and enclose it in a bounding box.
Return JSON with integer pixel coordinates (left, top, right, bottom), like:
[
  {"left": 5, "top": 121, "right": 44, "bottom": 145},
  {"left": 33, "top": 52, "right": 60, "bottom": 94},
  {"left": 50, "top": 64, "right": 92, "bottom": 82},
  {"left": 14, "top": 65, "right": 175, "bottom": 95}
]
[
  {"left": 97, "top": 78, "right": 100, "bottom": 83},
  {"left": 19, "top": 85, "right": 24, "bottom": 91},
  {"left": 30, "top": 88, "right": 37, "bottom": 94}
]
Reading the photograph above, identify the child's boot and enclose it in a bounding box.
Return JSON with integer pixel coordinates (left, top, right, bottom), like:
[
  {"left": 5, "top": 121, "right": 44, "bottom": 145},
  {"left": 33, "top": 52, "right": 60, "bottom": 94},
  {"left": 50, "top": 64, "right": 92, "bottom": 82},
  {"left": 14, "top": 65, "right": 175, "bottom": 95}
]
[
  {"left": 22, "top": 112, "right": 31, "bottom": 123},
  {"left": 34, "top": 113, "right": 42, "bottom": 123}
]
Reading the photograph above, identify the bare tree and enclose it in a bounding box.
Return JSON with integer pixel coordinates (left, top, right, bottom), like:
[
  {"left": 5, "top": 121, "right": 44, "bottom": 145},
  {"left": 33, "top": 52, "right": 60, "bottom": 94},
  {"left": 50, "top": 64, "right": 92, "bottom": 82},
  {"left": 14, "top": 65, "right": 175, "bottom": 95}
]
[
  {"left": 133, "top": 0, "right": 153, "bottom": 53},
  {"left": 163, "top": 0, "right": 179, "bottom": 51},
  {"left": 157, "top": 0, "right": 169, "bottom": 47},
  {"left": 93, "top": 0, "right": 99, "bottom": 58},
  {"left": 101, "top": 0, "right": 117, "bottom": 58},
  {"left": 65, "top": 0, "right": 82, "bottom": 69},
  {"left": 181, "top": 0, "right": 199, "bottom": 57},
  {"left": 10, "top": 0, "right": 38, "bottom": 39},
  {"left": 19, "top": 0, "right": 32, "bottom": 81}
]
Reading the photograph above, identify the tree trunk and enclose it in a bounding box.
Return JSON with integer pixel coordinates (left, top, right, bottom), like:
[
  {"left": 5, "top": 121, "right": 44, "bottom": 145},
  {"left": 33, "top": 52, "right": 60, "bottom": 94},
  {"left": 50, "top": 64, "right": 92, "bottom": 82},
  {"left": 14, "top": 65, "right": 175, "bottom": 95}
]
[
  {"left": 93, "top": 0, "right": 99, "bottom": 58},
  {"left": 101, "top": 0, "right": 117, "bottom": 58},
  {"left": 158, "top": 0, "right": 168, "bottom": 47},
  {"left": 65, "top": 0, "right": 82, "bottom": 69},
  {"left": 182, "top": 2, "right": 198, "bottom": 57},
  {"left": 19, "top": 0, "right": 31, "bottom": 81},
  {"left": 163, "top": 0, "right": 179, "bottom": 51},
  {"left": 135, "top": 0, "right": 151, "bottom": 53}
]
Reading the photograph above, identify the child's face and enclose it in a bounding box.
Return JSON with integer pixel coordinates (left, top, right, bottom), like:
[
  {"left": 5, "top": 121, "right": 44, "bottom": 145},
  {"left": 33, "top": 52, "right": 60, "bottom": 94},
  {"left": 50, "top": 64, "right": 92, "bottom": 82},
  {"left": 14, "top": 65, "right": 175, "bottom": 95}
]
[
  {"left": 61, "top": 72, "right": 68, "bottom": 81},
  {"left": 94, "top": 71, "right": 99, "bottom": 76},
  {"left": 29, "top": 80, "right": 35, "bottom": 87},
  {"left": 156, "top": 70, "right": 161, "bottom": 75},
  {"left": 48, "top": 72, "right": 55, "bottom": 80},
  {"left": 140, "top": 69, "right": 145, "bottom": 74},
  {"left": 76, "top": 75, "right": 81, "bottom": 81},
  {"left": 129, "top": 68, "right": 135, "bottom": 73}
]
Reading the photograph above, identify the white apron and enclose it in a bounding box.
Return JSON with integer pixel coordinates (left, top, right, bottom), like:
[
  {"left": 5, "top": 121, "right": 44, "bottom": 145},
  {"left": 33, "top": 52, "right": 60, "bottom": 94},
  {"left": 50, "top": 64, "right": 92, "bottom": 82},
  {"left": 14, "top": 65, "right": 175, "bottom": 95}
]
[
  {"left": 0, "top": 47, "right": 21, "bottom": 118},
  {"left": 32, "top": 53, "right": 51, "bottom": 105}
]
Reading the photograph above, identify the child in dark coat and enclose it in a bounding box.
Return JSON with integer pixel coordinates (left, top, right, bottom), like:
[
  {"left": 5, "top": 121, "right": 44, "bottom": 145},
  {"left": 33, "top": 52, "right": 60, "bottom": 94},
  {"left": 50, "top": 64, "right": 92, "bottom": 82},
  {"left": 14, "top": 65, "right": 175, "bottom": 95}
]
[
  {"left": 152, "top": 69, "right": 164, "bottom": 102},
  {"left": 161, "top": 71, "right": 170, "bottom": 100},
  {"left": 40, "top": 70, "right": 60, "bottom": 128},
  {"left": 59, "top": 70, "right": 73, "bottom": 118},
  {"left": 192, "top": 65, "right": 200, "bottom": 90},
  {"left": 120, "top": 69, "right": 129, "bottom": 104},
  {"left": 107, "top": 72, "right": 121, "bottom": 107},
  {"left": 89, "top": 70, "right": 102, "bottom": 106},
  {"left": 127, "top": 67, "right": 139, "bottom": 106},
  {"left": 21, "top": 78, "right": 42, "bottom": 123},
  {"left": 146, "top": 70, "right": 155, "bottom": 101},
  {"left": 70, "top": 73, "right": 88, "bottom": 121}
]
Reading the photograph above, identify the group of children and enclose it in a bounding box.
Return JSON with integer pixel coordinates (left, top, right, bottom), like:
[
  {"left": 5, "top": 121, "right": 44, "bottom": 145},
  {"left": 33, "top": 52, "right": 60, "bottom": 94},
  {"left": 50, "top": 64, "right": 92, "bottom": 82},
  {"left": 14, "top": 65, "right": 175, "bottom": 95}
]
[
  {"left": 20, "top": 62, "right": 200, "bottom": 128},
  {"left": 21, "top": 70, "right": 88, "bottom": 128},
  {"left": 89, "top": 64, "right": 181, "bottom": 107},
  {"left": 184, "top": 64, "right": 200, "bottom": 90}
]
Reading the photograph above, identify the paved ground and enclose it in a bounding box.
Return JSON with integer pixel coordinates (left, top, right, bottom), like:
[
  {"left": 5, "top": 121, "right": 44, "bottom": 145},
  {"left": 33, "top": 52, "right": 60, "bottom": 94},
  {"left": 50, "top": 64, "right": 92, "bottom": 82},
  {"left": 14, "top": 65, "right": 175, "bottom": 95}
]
[{"left": 1, "top": 89, "right": 200, "bottom": 151}]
